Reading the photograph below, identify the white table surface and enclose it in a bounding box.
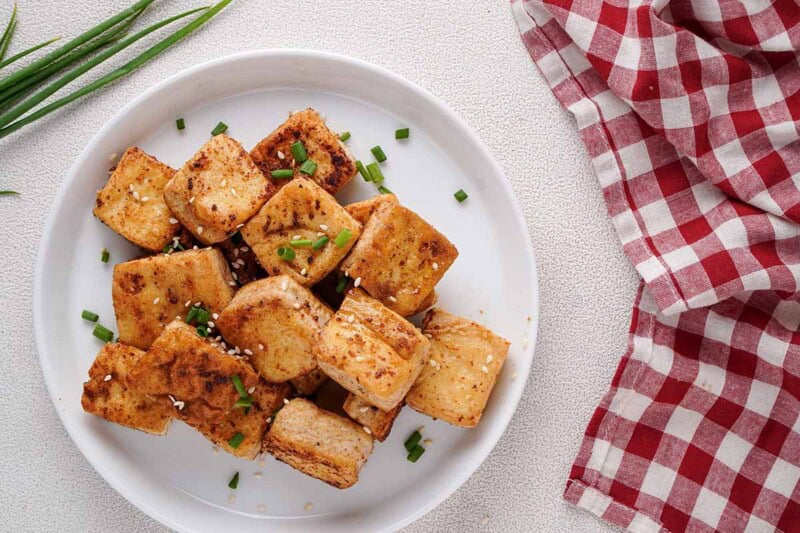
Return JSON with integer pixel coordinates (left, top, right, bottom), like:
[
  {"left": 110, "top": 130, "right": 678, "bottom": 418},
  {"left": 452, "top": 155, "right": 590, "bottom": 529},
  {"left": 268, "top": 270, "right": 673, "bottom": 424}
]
[{"left": 0, "top": 1, "right": 637, "bottom": 531}]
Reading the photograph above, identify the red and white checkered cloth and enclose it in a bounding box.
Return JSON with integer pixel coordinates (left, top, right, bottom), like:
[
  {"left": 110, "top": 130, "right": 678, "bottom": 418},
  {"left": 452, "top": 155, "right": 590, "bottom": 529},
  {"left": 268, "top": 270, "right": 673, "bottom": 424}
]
[{"left": 512, "top": 0, "right": 800, "bottom": 531}]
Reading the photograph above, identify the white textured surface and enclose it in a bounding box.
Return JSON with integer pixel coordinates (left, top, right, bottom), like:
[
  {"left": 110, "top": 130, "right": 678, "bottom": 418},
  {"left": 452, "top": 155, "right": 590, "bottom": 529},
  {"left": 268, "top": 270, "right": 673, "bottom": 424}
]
[{"left": 0, "top": 1, "right": 637, "bottom": 531}]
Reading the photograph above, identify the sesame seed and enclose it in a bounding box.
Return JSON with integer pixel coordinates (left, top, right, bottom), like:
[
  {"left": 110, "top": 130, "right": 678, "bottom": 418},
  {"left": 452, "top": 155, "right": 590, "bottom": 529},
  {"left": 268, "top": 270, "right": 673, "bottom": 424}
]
[
  {"left": 258, "top": 457, "right": 267, "bottom": 468},
  {"left": 429, "top": 359, "right": 439, "bottom": 368},
  {"left": 193, "top": 245, "right": 199, "bottom": 250},
  {"left": 132, "top": 191, "right": 140, "bottom": 200},
  {"left": 347, "top": 314, "right": 355, "bottom": 323},
  {"left": 355, "top": 355, "right": 365, "bottom": 361},
  {"left": 230, "top": 188, "right": 237, "bottom": 196},
  {"left": 388, "top": 295, "right": 397, "bottom": 302},
  {"left": 241, "top": 246, "right": 249, "bottom": 252},
  {"left": 258, "top": 343, "right": 264, "bottom": 350},
  {"left": 257, "top": 504, "right": 266, "bottom": 513},
  {"left": 354, "top": 277, "right": 362, "bottom": 288},
  {"left": 300, "top": 268, "right": 307, "bottom": 276},
  {"left": 423, "top": 439, "right": 432, "bottom": 445},
  {"left": 189, "top": 196, "right": 195, "bottom": 204},
  {"left": 283, "top": 398, "right": 289, "bottom": 405},
  {"left": 232, "top": 262, "right": 240, "bottom": 269},
  {"left": 481, "top": 365, "right": 489, "bottom": 374},
  {"left": 231, "top": 271, "right": 238, "bottom": 280},
  {"left": 359, "top": 406, "right": 369, "bottom": 413},
  {"left": 212, "top": 446, "right": 219, "bottom": 455},
  {"left": 305, "top": 503, "right": 313, "bottom": 512},
  {"left": 140, "top": 196, "right": 149, "bottom": 202},
  {"left": 292, "top": 234, "right": 301, "bottom": 240},
  {"left": 228, "top": 281, "right": 237, "bottom": 286},
  {"left": 169, "top": 218, "right": 178, "bottom": 224},
  {"left": 317, "top": 232, "right": 325, "bottom": 237},
  {"left": 236, "top": 223, "right": 244, "bottom": 228},
  {"left": 253, "top": 471, "right": 263, "bottom": 479},
  {"left": 482, "top": 515, "right": 490, "bottom": 525},
  {"left": 197, "top": 226, "right": 204, "bottom": 235},
  {"left": 153, "top": 297, "right": 160, "bottom": 305},
  {"left": 103, "top": 374, "right": 112, "bottom": 382},
  {"left": 128, "top": 184, "right": 134, "bottom": 192},
  {"left": 220, "top": 179, "right": 227, "bottom": 187},
  {"left": 247, "top": 386, "right": 255, "bottom": 393},
  {"left": 277, "top": 150, "right": 285, "bottom": 159},
  {"left": 210, "top": 342, "right": 218, "bottom": 348},
  {"left": 244, "top": 349, "right": 253, "bottom": 356},
  {"left": 194, "top": 301, "right": 202, "bottom": 307},
  {"left": 207, "top": 321, "right": 215, "bottom": 328},
  {"left": 486, "top": 354, "right": 493, "bottom": 363},
  {"left": 168, "top": 395, "right": 176, "bottom": 403},
  {"left": 227, "top": 349, "right": 236, "bottom": 355},
  {"left": 185, "top": 300, "right": 191, "bottom": 307},
  {"left": 363, "top": 426, "right": 372, "bottom": 435},
  {"left": 212, "top": 313, "right": 219, "bottom": 320},
  {"left": 228, "top": 494, "right": 236, "bottom": 504},
  {"left": 234, "top": 346, "right": 241, "bottom": 354},
  {"left": 512, "top": 372, "right": 518, "bottom": 380},
  {"left": 432, "top": 262, "right": 439, "bottom": 270},
  {"left": 319, "top": 224, "right": 328, "bottom": 231},
  {"left": 233, "top": 248, "right": 239, "bottom": 257},
  {"left": 174, "top": 401, "right": 185, "bottom": 410},
  {"left": 236, "top": 258, "right": 245, "bottom": 266}
]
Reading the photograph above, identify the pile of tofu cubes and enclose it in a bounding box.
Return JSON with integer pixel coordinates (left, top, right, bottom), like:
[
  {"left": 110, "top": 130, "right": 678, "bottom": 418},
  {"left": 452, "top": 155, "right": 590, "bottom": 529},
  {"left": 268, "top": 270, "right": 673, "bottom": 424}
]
[{"left": 82, "top": 109, "right": 511, "bottom": 489}]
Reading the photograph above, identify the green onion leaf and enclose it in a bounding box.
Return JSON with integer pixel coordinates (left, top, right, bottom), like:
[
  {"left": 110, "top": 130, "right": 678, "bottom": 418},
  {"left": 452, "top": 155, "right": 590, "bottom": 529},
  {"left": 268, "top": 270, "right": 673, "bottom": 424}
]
[
  {"left": 407, "top": 444, "right": 425, "bottom": 463},
  {"left": 366, "top": 162, "right": 384, "bottom": 183},
  {"left": 92, "top": 323, "right": 114, "bottom": 343},
  {"left": 454, "top": 189, "right": 468, "bottom": 203},
  {"left": 270, "top": 169, "right": 294, "bottom": 179},
  {"left": 176, "top": 117, "right": 185, "bottom": 130},
  {"left": 0, "top": 36, "right": 61, "bottom": 71},
  {"left": 404, "top": 430, "right": 422, "bottom": 451},
  {"left": 395, "top": 128, "right": 409, "bottom": 140},
  {"left": 290, "top": 141, "right": 307, "bottom": 163},
  {"left": 0, "top": 190, "right": 19, "bottom": 196},
  {"left": 210, "top": 121, "right": 227, "bottom": 136},
  {"left": 378, "top": 185, "right": 392, "bottom": 195},
  {"left": 276, "top": 246, "right": 295, "bottom": 261},
  {"left": 335, "top": 276, "right": 348, "bottom": 294},
  {"left": 228, "top": 432, "right": 245, "bottom": 449},
  {"left": 196, "top": 307, "right": 210, "bottom": 325},
  {"left": 333, "top": 228, "right": 352, "bottom": 248},
  {"left": 234, "top": 396, "right": 253, "bottom": 408},
  {"left": 356, "top": 160, "right": 371, "bottom": 182},
  {"left": 298, "top": 159, "right": 317, "bottom": 176},
  {"left": 312, "top": 236, "right": 329, "bottom": 250},
  {"left": 231, "top": 375, "right": 247, "bottom": 398},
  {"left": 185, "top": 306, "right": 199, "bottom": 324},
  {"left": 339, "top": 131, "right": 351, "bottom": 141},
  {"left": 228, "top": 471, "right": 239, "bottom": 489},
  {"left": 370, "top": 145, "right": 387, "bottom": 162},
  {"left": 81, "top": 310, "right": 99, "bottom": 322},
  {"left": 289, "top": 239, "right": 313, "bottom": 248},
  {"left": 0, "top": 4, "right": 18, "bottom": 63},
  {"left": 101, "top": 248, "right": 110, "bottom": 263},
  {"left": 196, "top": 325, "right": 209, "bottom": 337}
]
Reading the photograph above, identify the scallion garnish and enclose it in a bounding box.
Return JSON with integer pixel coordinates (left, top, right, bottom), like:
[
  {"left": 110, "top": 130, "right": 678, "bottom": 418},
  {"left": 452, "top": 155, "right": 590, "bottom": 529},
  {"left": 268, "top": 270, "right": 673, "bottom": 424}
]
[
  {"left": 228, "top": 471, "right": 239, "bottom": 489},
  {"left": 100, "top": 248, "right": 110, "bottom": 263},
  {"left": 339, "top": 131, "right": 351, "bottom": 141},
  {"left": 0, "top": 190, "right": 19, "bottom": 196},
  {"left": 185, "top": 306, "right": 199, "bottom": 324},
  {"left": 210, "top": 121, "right": 227, "bottom": 136},
  {"left": 92, "top": 323, "right": 114, "bottom": 343},
  {"left": 378, "top": 185, "right": 392, "bottom": 195},
  {"left": 289, "top": 239, "right": 313, "bottom": 248},
  {"left": 196, "top": 307, "right": 210, "bottom": 324},
  {"left": 335, "top": 276, "right": 348, "bottom": 294},
  {"left": 333, "top": 228, "right": 352, "bottom": 248},
  {"left": 366, "top": 162, "right": 384, "bottom": 183},
  {"left": 231, "top": 375, "right": 247, "bottom": 397},
  {"left": 234, "top": 397, "right": 253, "bottom": 408},
  {"left": 356, "top": 160, "right": 371, "bottom": 182},
  {"left": 407, "top": 444, "right": 425, "bottom": 463},
  {"left": 81, "top": 310, "right": 99, "bottom": 322},
  {"left": 270, "top": 169, "right": 294, "bottom": 179},
  {"left": 290, "top": 140, "right": 307, "bottom": 163},
  {"left": 395, "top": 128, "right": 409, "bottom": 139},
  {"left": 196, "top": 325, "right": 209, "bottom": 337},
  {"left": 371, "top": 145, "right": 387, "bottom": 162},
  {"left": 176, "top": 117, "right": 185, "bottom": 130},
  {"left": 404, "top": 430, "right": 422, "bottom": 451},
  {"left": 454, "top": 189, "right": 468, "bottom": 203},
  {"left": 299, "top": 159, "right": 317, "bottom": 176},
  {"left": 276, "top": 246, "right": 296, "bottom": 261},
  {"left": 312, "top": 236, "right": 329, "bottom": 250},
  {"left": 228, "top": 432, "right": 245, "bottom": 449}
]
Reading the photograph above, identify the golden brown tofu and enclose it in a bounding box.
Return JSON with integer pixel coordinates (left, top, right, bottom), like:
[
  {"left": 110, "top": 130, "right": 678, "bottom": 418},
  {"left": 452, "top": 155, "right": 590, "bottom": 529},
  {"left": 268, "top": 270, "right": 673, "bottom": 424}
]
[
  {"left": 216, "top": 276, "right": 333, "bottom": 383},
  {"left": 342, "top": 394, "right": 402, "bottom": 442},
  {"left": 290, "top": 367, "right": 328, "bottom": 396},
  {"left": 81, "top": 343, "right": 172, "bottom": 435},
  {"left": 263, "top": 398, "right": 373, "bottom": 488},
  {"left": 241, "top": 179, "right": 362, "bottom": 286},
  {"left": 406, "top": 309, "right": 510, "bottom": 428},
  {"left": 93, "top": 147, "right": 178, "bottom": 252},
  {"left": 112, "top": 247, "right": 235, "bottom": 349},
  {"left": 164, "top": 134, "right": 270, "bottom": 244},
  {"left": 314, "top": 289, "right": 430, "bottom": 411},
  {"left": 340, "top": 203, "right": 458, "bottom": 316},
  {"left": 413, "top": 289, "right": 437, "bottom": 315},
  {"left": 250, "top": 108, "right": 356, "bottom": 196},
  {"left": 344, "top": 194, "right": 398, "bottom": 225}
]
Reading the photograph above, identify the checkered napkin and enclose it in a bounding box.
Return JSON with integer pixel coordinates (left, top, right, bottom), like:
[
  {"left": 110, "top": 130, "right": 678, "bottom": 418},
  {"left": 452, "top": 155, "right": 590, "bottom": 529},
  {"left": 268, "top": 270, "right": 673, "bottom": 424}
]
[{"left": 512, "top": 0, "right": 800, "bottom": 531}]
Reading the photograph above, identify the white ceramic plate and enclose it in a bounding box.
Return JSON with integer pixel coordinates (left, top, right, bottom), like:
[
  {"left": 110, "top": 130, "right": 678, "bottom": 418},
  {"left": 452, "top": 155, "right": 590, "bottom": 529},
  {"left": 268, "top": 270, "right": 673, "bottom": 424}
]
[{"left": 34, "top": 50, "right": 538, "bottom": 532}]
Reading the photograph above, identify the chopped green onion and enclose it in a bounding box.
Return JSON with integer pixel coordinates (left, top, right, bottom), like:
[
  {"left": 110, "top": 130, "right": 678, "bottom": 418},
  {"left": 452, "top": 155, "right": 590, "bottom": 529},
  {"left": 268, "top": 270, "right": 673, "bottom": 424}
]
[
  {"left": 196, "top": 325, "right": 209, "bottom": 337},
  {"left": 92, "top": 324, "right": 114, "bottom": 343},
  {"left": 404, "top": 430, "right": 422, "bottom": 451},
  {"left": 100, "top": 248, "right": 110, "bottom": 263},
  {"left": 228, "top": 432, "right": 245, "bottom": 449},
  {"left": 454, "top": 189, "right": 468, "bottom": 203},
  {"left": 339, "top": 131, "right": 351, "bottom": 141},
  {"left": 290, "top": 239, "right": 313, "bottom": 248},
  {"left": 211, "top": 121, "right": 227, "bottom": 136},
  {"left": 299, "top": 159, "right": 317, "bottom": 176},
  {"left": 81, "top": 310, "right": 99, "bottom": 322},
  {"left": 196, "top": 307, "right": 210, "bottom": 325},
  {"left": 0, "top": 190, "right": 19, "bottom": 196},
  {"left": 176, "top": 117, "right": 185, "bottom": 130},
  {"left": 234, "top": 397, "right": 253, "bottom": 408},
  {"left": 290, "top": 141, "right": 308, "bottom": 163},
  {"left": 277, "top": 246, "right": 296, "bottom": 261},
  {"left": 370, "top": 145, "right": 387, "bottom": 162},
  {"left": 231, "top": 375, "right": 247, "bottom": 398},
  {"left": 228, "top": 471, "right": 239, "bottom": 489},
  {"left": 356, "top": 160, "right": 371, "bottom": 182},
  {"left": 335, "top": 276, "right": 348, "bottom": 294},
  {"left": 270, "top": 169, "right": 294, "bottom": 179},
  {"left": 185, "top": 307, "right": 199, "bottom": 324},
  {"left": 395, "top": 128, "right": 410, "bottom": 139},
  {"left": 312, "top": 236, "right": 329, "bottom": 250},
  {"left": 333, "top": 228, "right": 352, "bottom": 248},
  {"left": 366, "top": 162, "right": 384, "bottom": 183},
  {"left": 378, "top": 185, "right": 393, "bottom": 195},
  {"left": 407, "top": 444, "right": 425, "bottom": 463}
]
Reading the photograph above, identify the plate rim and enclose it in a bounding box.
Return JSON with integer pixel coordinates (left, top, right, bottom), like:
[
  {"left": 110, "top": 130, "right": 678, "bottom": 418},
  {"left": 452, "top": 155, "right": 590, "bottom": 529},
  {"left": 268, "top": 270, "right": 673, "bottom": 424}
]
[{"left": 33, "top": 49, "right": 540, "bottom": 532}]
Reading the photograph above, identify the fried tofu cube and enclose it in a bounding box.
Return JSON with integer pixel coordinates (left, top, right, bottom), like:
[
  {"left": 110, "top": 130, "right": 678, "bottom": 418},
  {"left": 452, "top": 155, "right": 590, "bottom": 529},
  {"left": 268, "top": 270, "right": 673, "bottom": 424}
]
[
  {"left": 81, "top": 343, "right": 172, "bottom": 434},
  {"left": 263, "top": 398, "right": 373, "bottom": 488},
  {"left": 406, "top": 309, "right": 510, "bottom": 428},
  {"left": 217, "top": 276, "right": 333, "bottom": 383},
  {"left": 164, "top": 134, "right": 269, "bottom": 244},
  {"left": 93, "top": 147, "right": 178, "bottom": 252},
  {"left": 342, "top": 394, "right": 402, "bottom": 442},
  {"left": 344, "top": 193, "right": 398, "bottom": 225},
  {"left": 314, "top": 289, "right": 430, "bottom": 411},
  {"left": 241, "top": 179, "right": 361, "bottom": 286},
  {"left": 250, "top": 108, "right": 356, "bottom": 195},
  {"left": 290, "top": 367, "right": 328, "bottom": 396},
  {"left": 340, "top": 202, "right": 457, "bottom": 316},
  {"left": 112, "top": 247, "right": 235, "bottom": 349},
  {"left": 128, "top": 321, "right": 282, "bottom": 458}
]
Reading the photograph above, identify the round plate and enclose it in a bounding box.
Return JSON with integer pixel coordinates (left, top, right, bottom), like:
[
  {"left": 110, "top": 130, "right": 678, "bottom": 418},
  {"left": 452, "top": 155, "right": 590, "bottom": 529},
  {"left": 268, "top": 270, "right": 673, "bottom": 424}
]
[{"left": 34, "top": 50, "right": 539, "bottom": 533}]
